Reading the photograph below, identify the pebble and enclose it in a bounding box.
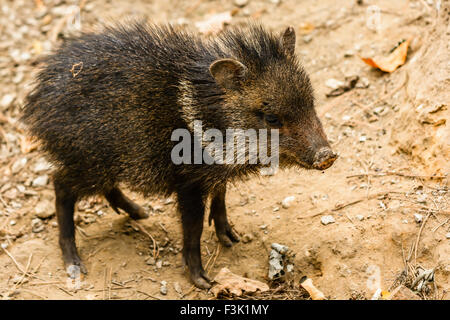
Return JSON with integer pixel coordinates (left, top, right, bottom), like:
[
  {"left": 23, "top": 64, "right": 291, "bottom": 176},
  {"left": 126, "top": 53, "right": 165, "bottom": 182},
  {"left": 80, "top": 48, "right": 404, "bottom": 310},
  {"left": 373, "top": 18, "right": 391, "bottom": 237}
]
[
  {"left": 32, "top": 174, "right": 49, "bottom": 187},
  {"left": 446, "top": 233, "right": 450, "bottom": 239},
  {"left": 156, "top": 260, "right": 163, "bottom": 268},
  {"left": 302, "top": 35, "right": 313, "bottom": 43},
  {"left": 271, "top": 243, "right": 289, "bottom": 254},
  {"left": 31, "top": 218, "right": 45, "bottom": 233},
  {"left": 10, "top": 220, "right": 17, "bottom": 226},
  {"left": 160, "top": 281, "right": 168, "bottom": 295},
  {"left": 35, "top": 199, "right": 54, "bottom": 219},
  {"left": 234, "top": 0, "right": 248, "bottom": 7},
  {"left": 32, "top": 158, "right": 51, "bottom": 173},
  {"left": 414, "top": 213, "right": 423, "bottom": 223},
  {"left": 145, "top": 257, "right": 155, "bottom": 265},
  {"left": 11, "top": 157, "right": 27, "bottom": 174},
  {"left": 242, "top": 233, "right": 253, "bottom": 243},
  {"left": 325, "top": 78, "right": 344, "bottom": 90},
  {"left": 321, "top": 215, "right": 335, "bottom": 225},
  {"left": 0, "top": 94, "right": 15, "bottom": 109},
  {"left": 173, "top": 282, "right": 183, "bottom": 295},
  {"left": 355, "top": 215, "right": 364, "bottom": 221},
  {"left": 281, "top": 196, "right": 295, "bottom": 209}
]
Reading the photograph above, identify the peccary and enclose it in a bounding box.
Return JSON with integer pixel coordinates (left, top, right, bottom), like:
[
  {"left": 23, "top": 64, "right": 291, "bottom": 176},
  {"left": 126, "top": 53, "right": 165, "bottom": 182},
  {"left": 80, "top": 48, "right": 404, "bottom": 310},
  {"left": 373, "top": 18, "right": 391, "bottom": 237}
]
[{"left": 22, "top": 22, "right": 337, "bottom": 289}]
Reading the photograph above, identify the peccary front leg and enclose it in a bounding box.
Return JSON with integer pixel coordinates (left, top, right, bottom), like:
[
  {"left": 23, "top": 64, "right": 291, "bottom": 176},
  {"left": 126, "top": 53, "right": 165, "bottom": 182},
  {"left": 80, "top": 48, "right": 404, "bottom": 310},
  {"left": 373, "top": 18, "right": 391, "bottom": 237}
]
[
  {"left": 54, "top": 178, "right": 87, "bottom": 278},
  {"left": 177, "top": 186, "right": 212, "bottom": 289},
  {"left": 209, "top": 184, "right": 240, "bottom": 247},
  {"left": 104, "top": 187, "right": 148, "bottom": 220}
]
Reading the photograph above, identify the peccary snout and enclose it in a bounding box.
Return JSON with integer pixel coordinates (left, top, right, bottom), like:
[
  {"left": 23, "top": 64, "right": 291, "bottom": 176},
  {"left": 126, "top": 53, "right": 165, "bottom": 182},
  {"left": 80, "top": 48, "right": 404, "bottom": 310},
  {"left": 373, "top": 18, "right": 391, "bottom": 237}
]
[{"left": 312, "top": 147, "right": 338, "bottom": 170}]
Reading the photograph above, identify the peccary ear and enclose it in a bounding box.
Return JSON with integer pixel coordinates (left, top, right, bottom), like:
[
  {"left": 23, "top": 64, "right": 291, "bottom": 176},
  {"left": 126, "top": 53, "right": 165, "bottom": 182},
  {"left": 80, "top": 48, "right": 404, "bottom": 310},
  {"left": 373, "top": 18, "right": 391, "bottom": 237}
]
[
  {"left": 281, "top": 26, "right": 296, "bottom": 56},
  {"left": 209, "top": 58, "right": 247, "bottom": 90}
]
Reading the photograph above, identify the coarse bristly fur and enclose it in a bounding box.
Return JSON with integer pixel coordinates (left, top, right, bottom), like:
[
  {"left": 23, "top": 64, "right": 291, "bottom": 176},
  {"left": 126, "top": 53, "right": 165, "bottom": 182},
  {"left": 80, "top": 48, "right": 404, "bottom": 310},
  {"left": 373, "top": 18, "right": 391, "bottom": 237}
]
[
  {"left": 22, "top": 21, "right": 325, "bottom": 197},
  {"left": 21, "top": 21, "right": 336, "bottom": 288}
]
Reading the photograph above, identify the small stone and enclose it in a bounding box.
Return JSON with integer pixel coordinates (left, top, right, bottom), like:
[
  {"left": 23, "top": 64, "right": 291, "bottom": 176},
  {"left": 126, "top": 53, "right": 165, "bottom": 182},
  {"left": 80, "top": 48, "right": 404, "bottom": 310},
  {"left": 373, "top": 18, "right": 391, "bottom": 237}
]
[
  {"left": 160, "top": 281, "right": 168, "bottom": 295},
  {"left": 282, "top": 196, "right": 295, "bottom": 209},
  {"left": 12, "top": 157, "right": 27, "bottom": 174},
  {"left": 32, "top": 175, "right": 49, "bottom": 187},
  {"left": 321, "top": 215, "right": 335, "bottom": 225},
  {"left": 234, "top": 0, "right": 248, "bottom": 7},
  {"left": 302, "top": 35, "right": 313, "bottom": 43},
  {"left": 355, "top": 77, "right": 370, "bottom": 88},
  {"left": 242, "top": 233, "right": 253, "bottom": 243},
  {"left": 156, "top": 260, "right": 163, "bottom": 268},
  {"left": 32, "top": 158, "right": 51, "bottom": 173},
  {"left": 325, "top": 78, "right": 344, "bottom": 90},
  {"left": 355, "top": 215, "right": 364, "bottom": 221},
  {"left": 416, "top": 194, "right": 427, "bottom": 204},
  {"left": 271, "top": 243, "right": 289, "bottom": 254},
  {"left": 273, "top": 206, "right": 280, "bottom": 212},
  {"left": 445, "top": 233, "right": 450, "bottom": 239},
  {"left": 414, "top": 213, "right": 423, "bottom": 223},
  {"left": 35, "top": 200, "right": 54, "bottom": 219},
  {"left": 145, "top": 257, "right": 155, "bottom": 265},
  {"left": 173, "top": 282, "right": 183, "bottom": 295},
  {"left": 10, "top": 220, "right": 17, "bottom": 226},
  {"left": 32, "top": 218, "right": 45, "bottom": 233},
  {"left": 1, "top": 243, "right": 8, "bottom": 249},
  {"left": 359, "top": 135, "right": 367, "bottom": 142},
  {"left": 402, "top": 219, "right": 408, "bottom": 224},
  {"left": 260, "top": 224, "right": 267, "bottom": 230},
  {"left": 0, "top": 94, "right": 15, "bottom": 109}
]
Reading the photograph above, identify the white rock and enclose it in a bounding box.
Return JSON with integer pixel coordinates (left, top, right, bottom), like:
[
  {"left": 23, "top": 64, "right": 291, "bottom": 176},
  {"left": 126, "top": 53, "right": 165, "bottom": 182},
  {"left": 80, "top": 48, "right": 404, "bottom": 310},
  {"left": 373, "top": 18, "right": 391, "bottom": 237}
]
[
  {"left": 356, "top": 214, "right": 364, "bottom": 221},
  {"left": 11, "top": 157, "right": 27, "bottom": 174},
  {"left": 414, "top": 213, "right": 423, "bottom": 223},
  {"left": 282, "top": 196, "right": 295, "bottom": 209},
  {"left": 32, "top": 174, "right": 49, "bottom": 187},
  {"left": 32, "top": 158, "right": 51, "bottom": 173},
  {"left": 1, "top": 94, "right": 15, "bottom": 109},
  {"left": 234, "top": 0, "right": 248, "bottom": 7},
  {"left": 35, "top": 200, "right": 54, "bottom": 219},
  {"left": 446, "top": 233, "right": 450, "bottom": 239},
  {"left": 321, "top": 215, "right": 335, "bottom": 225},
  {"left": 325, "top": 78, "right": 344, "bottom": 89}
]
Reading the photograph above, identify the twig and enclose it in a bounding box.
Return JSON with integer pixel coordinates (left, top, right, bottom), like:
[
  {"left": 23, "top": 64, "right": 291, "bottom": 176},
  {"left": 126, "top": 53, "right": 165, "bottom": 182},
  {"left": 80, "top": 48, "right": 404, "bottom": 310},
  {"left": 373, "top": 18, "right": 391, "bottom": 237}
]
[
  {"left": 130, "top": 220, "right": 159, "bottom": 259},
  {"left": 136, "top": 290, "right": 161, "bottom": 300},
  {"left": 413, "top": 212, "right": 432, "bottom": 264},
  {"left": 347, "top": 171, "right": 447, "bottom": 180},
  {"left": 432, "top": 218, "right": 449, "bottom": 232}
]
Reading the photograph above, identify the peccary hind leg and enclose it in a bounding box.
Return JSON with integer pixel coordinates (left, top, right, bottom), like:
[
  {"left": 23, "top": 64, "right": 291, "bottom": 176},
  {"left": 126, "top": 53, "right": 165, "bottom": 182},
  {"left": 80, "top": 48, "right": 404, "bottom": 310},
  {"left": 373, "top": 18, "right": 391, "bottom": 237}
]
[
  {"left": 178, "top": 186, "right": 212, "bottom": 289},
  {"left": 209, "top": 185, "right": 240, "bottom": 247},
  {"left": 54, "top": 178, "right": 87, "bottom": 278},
  {"left": 104, "top": 187, "right": 148, "bottom": 220}
]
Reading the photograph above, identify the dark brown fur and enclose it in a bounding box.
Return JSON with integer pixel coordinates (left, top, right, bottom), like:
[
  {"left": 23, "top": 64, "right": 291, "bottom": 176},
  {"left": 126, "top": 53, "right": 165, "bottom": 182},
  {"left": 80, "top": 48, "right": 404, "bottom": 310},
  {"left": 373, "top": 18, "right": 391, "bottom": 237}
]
[{"left": 22, "top": 22, "right": 336, "bottom": 288}]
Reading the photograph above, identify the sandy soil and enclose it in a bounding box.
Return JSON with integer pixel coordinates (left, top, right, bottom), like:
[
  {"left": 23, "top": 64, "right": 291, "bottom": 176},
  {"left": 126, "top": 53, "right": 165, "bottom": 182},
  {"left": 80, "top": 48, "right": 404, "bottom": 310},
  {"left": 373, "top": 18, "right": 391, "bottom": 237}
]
[{"left": 0, "top": 0, "right": 448, "bottom": 300}]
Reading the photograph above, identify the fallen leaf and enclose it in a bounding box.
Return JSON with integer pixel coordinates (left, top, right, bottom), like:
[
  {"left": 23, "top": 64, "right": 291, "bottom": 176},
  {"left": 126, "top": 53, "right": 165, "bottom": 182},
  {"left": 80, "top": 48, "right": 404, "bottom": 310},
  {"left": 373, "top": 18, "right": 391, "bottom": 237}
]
[
  {"left": 298, "top": 22, "right": 315, "bottom": 35},
  {"left": 361, "top": 39, "right": 411, "bottom": 72},
  {"left": 211, "top": 267, "right": 269, "bottom": 297}
]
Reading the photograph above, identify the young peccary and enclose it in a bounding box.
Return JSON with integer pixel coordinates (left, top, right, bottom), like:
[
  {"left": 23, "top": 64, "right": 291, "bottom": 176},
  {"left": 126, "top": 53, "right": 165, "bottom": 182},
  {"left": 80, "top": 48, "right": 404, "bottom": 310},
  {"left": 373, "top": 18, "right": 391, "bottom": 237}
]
[{"left": 22, "top": 22, "right": 337, "bottom": 288}]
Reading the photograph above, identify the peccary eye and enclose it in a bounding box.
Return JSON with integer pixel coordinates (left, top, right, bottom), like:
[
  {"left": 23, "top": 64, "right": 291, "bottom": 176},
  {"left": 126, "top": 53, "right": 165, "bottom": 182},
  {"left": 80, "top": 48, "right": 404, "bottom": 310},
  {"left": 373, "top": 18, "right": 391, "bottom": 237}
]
[{"left": 264, "top": 114, "right": 282, "bottom": 127}]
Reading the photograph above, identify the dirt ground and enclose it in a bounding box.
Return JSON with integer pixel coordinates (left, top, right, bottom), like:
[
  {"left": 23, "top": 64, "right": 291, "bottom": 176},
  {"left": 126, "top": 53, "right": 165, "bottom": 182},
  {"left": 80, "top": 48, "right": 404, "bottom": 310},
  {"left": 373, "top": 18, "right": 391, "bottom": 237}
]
[{"left": 0, "top": 0, "right": 448, "bottom": 300}]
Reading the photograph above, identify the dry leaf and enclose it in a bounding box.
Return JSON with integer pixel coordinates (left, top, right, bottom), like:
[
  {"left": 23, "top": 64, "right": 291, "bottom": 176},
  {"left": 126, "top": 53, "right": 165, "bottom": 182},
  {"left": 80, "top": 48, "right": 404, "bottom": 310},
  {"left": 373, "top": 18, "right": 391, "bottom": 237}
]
[
  {"left": 211, "top": 267, "right": 269, "bottom": 297},
  {"left": 361, "top": 39, "right": 411, "bottom": 72},
  {"left": 195, "top": 12, "right": 233, "bottom": 35},
  {"left": 298, "top": 22, "right": 315, "bottom": 35}
]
